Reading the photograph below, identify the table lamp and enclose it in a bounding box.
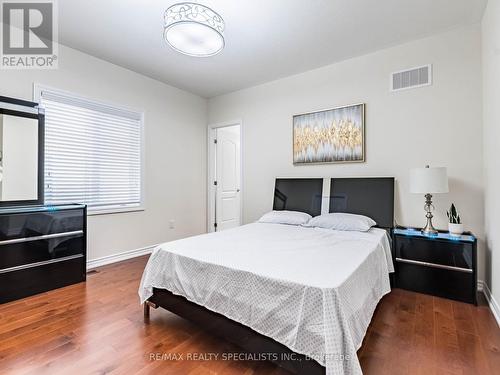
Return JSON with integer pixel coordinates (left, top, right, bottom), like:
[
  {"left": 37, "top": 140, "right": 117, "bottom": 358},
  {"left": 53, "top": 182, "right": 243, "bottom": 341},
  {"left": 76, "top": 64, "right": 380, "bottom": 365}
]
[{"left": 410, "top": 165, "right": 449, "bottom": 234}]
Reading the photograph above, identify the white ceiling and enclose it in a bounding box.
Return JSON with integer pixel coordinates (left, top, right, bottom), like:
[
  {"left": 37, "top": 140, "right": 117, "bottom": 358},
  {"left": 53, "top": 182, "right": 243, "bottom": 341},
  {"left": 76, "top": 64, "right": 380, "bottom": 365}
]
[{"left": 59, "top": 0, "right": 487, "bottom": 98}]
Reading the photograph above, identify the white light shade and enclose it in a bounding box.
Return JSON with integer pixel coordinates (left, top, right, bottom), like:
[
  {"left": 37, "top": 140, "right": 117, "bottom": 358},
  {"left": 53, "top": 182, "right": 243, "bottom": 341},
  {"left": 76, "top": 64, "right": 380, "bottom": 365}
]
[
  {"left": 164, "top": 3, "right": 225, "bottom": 57},
  {"left": 410, "top": 167, "right": 449, "bottom": 194}
]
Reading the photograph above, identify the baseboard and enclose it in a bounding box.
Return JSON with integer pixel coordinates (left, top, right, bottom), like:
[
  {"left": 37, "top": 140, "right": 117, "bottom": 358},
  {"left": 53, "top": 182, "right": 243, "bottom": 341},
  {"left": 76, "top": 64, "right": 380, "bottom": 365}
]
[
  {"left": 87, "top": 244, "right": 157, "bottom": 270},
  {"left": 477, "top": 280, "right": 484, "bottom": 292},
  {"left": 478, "top": 279, "right": 500, "bottom": 327}
]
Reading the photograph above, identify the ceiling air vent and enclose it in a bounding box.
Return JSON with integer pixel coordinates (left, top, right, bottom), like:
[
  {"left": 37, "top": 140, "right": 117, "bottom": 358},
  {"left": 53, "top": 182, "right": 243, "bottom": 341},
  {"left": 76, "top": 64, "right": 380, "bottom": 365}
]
[{"left": 391, "top": 64, "right": 432, "bottom": 92}]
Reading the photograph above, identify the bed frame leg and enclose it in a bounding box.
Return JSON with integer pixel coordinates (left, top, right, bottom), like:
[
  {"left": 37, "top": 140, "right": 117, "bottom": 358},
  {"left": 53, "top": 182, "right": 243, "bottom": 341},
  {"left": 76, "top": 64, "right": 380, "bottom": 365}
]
[
  {"left": 143, "top": 301, "right": 157, "bottom": 323},
  {"left": 143, "top": 303, "right": 150, "bottom": 322}
]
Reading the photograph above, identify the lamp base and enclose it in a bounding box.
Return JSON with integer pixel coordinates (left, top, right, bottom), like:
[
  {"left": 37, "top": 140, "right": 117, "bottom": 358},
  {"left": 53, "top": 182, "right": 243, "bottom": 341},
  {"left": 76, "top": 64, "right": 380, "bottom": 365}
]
[
  {"left": 421, "top": 222, "right": 438, "bottom": 235},
  {"left": 421, "top": 193, "right": 438, "bottom": 235}
]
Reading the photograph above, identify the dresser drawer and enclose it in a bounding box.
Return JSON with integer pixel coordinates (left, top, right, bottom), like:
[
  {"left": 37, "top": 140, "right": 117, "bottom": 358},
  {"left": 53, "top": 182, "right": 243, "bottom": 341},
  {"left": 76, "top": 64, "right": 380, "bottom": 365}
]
[
  {"left": 0, "top": 256, "right": 85, "bottom": 303},
  {"left": 0, "top": 210, "right": 84, "bottom": 240},
  {"left": 395, "top": 236, "right": 473, "bottom": 271},
  {"left": 0, "top": 234, "right": 84, "bottom": 271}
]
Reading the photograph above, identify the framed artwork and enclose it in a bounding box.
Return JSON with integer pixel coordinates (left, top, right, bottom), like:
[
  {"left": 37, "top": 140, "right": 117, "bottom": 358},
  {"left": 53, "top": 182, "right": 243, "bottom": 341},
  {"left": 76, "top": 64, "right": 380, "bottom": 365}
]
[{"left": 293, "top": 103, "right": 365, "bottom": 164}]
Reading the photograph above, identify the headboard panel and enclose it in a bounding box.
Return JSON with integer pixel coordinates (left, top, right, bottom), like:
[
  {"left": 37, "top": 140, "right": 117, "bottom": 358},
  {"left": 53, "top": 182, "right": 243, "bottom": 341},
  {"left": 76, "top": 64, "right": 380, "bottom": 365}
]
[
  {"left": 273, "top": 178, "right": 323, "bottom": 217},
  {"left": 329, "top": 177, "right": 395, "bottom": 228}
]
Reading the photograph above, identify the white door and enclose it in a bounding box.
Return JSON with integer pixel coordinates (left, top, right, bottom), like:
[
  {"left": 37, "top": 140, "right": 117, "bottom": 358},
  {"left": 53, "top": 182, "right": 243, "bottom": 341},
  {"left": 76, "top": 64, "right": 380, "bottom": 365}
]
[{"left": 214, "top": 125, "right": 241, "bottom": 231}]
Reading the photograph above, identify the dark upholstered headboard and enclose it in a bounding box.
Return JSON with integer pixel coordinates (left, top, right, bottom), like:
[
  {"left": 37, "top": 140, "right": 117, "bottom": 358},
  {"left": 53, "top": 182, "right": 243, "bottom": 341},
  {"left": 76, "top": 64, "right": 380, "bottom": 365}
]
[
  {"left": 329, "top": 177, "right": 395, "bottom": 228},
  {"left": 273, "top": 178, "right": 323, "bottom": 217}
]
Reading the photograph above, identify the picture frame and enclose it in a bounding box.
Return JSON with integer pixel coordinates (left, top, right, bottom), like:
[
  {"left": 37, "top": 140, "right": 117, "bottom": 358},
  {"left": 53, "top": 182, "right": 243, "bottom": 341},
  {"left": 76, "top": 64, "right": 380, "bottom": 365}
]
[{"left": 293, "top": 103, "right": 365, "bottom": 164}]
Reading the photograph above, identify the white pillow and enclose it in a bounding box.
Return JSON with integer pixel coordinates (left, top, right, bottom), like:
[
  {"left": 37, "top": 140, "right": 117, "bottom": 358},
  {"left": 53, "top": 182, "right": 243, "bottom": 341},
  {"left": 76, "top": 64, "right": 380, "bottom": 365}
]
[
  {"left": 303, "top": 212, "right": 376, "bottom": 232},
  {"left": 258, "top": 210, "right": 312, "bottom": 226}
]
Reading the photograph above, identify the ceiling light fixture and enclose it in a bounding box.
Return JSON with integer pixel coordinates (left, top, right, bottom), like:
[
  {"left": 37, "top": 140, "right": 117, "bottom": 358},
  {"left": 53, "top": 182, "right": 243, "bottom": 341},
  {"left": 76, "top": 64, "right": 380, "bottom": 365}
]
[{"left": 164, "top": 2, "right": 225, "bottom": 57}]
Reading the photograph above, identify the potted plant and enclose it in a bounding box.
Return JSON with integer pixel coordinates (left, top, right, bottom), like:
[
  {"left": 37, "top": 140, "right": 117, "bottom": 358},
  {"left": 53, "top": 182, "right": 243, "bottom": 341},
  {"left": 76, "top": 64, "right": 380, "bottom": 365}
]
[{"left": 447, "top": 203, "right": 463, "bottom": 236}]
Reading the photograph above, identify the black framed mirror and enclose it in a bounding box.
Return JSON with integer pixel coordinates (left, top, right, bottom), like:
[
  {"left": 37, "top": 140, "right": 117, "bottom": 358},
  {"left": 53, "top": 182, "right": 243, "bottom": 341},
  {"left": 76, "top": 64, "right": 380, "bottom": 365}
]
[{"left": 0, "top": 96, "right": 44, "bottom": 207}]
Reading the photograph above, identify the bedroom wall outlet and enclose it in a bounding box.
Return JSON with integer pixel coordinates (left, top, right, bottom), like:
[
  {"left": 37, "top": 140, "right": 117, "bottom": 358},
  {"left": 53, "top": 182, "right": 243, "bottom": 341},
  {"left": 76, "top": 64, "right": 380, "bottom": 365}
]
[{"left": 169, "top": 220, "right": 175, "bottom": 229}]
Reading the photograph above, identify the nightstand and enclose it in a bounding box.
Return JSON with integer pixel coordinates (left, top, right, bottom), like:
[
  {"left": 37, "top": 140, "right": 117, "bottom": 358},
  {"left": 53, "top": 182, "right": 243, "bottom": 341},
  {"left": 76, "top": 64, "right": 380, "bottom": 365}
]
[{"left": 393, "top": 228, "right": 477, "bottom": 305}]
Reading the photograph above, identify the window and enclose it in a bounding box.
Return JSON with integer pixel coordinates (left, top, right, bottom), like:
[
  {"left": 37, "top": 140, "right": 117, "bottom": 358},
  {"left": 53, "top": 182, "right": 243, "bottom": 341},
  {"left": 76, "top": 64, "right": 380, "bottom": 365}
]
[{"left": 36, "top": 85, "right": 143, "bottom": 214}]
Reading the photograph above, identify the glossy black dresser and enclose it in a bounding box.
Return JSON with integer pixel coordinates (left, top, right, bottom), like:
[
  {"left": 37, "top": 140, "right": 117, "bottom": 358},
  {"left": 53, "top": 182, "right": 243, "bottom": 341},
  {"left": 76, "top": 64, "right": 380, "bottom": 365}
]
[
  {"left": 0, "top": 204, "right": 86, "bottom": 303},
  {"left": 393, "top": 228, "right": 477, "bottom": 305}
]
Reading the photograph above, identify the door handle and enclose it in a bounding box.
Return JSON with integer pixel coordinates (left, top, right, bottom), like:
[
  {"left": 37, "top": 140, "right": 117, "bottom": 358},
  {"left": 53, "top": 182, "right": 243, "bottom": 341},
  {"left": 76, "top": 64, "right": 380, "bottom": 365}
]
[{"left": 236, "top": 189, "right": 240, "bottom": 192}]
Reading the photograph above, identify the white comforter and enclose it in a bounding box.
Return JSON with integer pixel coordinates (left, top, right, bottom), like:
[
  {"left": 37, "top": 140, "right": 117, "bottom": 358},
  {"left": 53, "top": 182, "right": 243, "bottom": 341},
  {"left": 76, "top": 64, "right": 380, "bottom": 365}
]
[{"left": 139, "top": 223, "right": 394, "bottom": 375}]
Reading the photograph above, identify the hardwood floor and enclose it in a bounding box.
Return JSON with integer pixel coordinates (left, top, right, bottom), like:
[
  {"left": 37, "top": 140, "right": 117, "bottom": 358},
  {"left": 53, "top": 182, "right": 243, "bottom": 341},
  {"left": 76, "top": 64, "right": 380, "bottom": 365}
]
[{"left": 1, "top": 255, "right": 499, "bottom": 375}]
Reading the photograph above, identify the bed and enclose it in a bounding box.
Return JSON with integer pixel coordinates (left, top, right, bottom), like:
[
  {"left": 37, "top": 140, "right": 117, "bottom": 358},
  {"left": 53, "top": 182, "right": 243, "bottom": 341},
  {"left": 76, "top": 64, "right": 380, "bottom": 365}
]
[{"left": 139, "top": 177, "right": 395, "bottom": 375}]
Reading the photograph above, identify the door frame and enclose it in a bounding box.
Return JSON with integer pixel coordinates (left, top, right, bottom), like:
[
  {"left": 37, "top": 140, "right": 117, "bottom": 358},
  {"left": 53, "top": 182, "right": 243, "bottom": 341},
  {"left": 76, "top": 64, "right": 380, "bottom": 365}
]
[{"left": 207, "top": 120, "right": 243, "bottom": 232}]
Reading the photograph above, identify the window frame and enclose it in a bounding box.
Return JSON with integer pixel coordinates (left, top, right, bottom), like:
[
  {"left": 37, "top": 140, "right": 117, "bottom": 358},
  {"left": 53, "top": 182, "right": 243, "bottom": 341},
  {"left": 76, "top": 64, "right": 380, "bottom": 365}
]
[{"left": 34, "top": 83, "right": 146, "bottom": 215}]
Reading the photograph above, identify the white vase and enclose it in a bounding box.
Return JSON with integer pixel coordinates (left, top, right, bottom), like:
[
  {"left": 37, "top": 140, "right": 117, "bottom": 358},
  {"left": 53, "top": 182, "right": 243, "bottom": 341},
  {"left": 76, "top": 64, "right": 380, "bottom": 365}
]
[{"left": 448, "top": 223, "right": 464, "bottom": 236}]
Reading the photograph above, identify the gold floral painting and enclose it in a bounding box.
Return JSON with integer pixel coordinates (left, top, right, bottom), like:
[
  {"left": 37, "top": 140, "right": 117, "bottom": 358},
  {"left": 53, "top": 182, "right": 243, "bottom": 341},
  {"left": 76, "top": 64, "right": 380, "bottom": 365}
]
[{"left": 293, "top": 103, "right": 365, "bottom": 164}]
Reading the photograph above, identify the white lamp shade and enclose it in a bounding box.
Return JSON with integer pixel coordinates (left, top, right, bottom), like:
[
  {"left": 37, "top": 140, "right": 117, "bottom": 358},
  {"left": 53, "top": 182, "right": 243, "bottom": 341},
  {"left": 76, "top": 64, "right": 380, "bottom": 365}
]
[{"left": 410, "top": 167, "right": 449, "bottom": 194}]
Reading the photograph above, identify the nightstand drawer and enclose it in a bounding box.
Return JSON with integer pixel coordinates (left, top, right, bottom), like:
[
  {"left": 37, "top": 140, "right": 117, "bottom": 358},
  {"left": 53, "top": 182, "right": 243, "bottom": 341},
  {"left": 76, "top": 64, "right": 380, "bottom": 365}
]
[
  {"left": 395, "top": 236, "right": 473, "bottom": 270},
  {"left": 396, "top": 262, "right": 475, "bottom": 304}
]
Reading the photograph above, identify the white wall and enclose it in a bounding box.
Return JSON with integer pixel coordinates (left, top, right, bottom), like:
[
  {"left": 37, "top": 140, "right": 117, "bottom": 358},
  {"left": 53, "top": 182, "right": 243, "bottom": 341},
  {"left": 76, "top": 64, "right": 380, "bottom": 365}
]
[
  {"left": 209, "top": 26, "right": 485, "bottom": 279},
  {"left": 482, "top": 0, "right": 500, "bottom": 304},
  {"left": 0, "top": 44, "right": 207, "bottom": 261}
]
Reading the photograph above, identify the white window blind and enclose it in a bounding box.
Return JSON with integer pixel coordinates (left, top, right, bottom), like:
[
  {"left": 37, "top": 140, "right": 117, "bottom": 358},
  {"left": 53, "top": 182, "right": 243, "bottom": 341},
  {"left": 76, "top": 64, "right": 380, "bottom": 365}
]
[{"left": 38, "top": 88, "right": 143, "bottom": 213}]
